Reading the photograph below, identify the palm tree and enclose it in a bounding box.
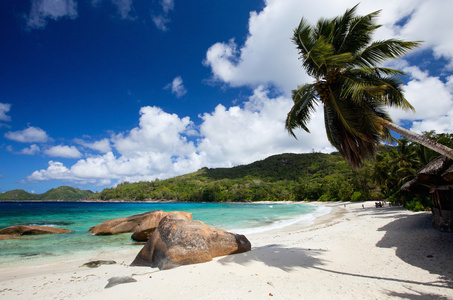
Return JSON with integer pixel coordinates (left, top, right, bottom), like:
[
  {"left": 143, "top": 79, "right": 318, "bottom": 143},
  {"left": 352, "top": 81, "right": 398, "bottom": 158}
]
[{"left": 286, "top": 5, "right": 453, "bottom": 168}]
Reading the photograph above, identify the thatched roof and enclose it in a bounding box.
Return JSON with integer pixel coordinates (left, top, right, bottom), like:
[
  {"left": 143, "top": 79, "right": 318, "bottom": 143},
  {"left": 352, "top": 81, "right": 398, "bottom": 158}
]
[
  {"left": 442, "top": 164, "right": 453, "bottom": 182},
  {"left": 400, "top": 177, "right": 429, "bottom": 194},
  {"left": 417, "top": 156, "right": 453, "bottom": 183},
  {"left": 401, "top": 156, "right": 453, "bottom": 194}
]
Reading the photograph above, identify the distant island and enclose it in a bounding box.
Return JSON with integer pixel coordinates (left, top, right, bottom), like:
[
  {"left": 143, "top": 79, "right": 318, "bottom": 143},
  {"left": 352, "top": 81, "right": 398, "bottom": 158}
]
[{"left": 0, "top": 186, "right": 94, "bottom": 201}]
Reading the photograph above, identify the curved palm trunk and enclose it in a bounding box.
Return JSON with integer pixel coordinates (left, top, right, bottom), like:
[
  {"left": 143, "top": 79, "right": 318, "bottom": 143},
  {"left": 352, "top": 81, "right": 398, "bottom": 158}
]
[{"left": 383, "top": 121, "right": 453, "bottom": 160}]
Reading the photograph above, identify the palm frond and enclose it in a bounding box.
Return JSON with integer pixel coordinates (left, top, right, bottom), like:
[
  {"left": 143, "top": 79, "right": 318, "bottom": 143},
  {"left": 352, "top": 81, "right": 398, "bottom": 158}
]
[
  {"left": 375, "top": 76, "right": 415, "bottom": 110},
  {"left": 324, "top": 102, "right": 376, "bottom": 168},
  {"left": 305, "top": 36, "right": 334, "bottom": 71},
  {"left": 337, "top": 9, "right": 381, "bottom": 54},
  {"left": 288, "top": 5, "right": 423, "bottom": 168},
  {"left": 285, "top": 84, "right": 318, "bottom": 138},
  {"left": 292, "top": 17, "right": 314, "bottom": 56},
  {"left": 332, "top": 4, "right": 359, "bottom": 50},
  {"left": 356, "top": 40, "right": 422, "bottom": 68}
]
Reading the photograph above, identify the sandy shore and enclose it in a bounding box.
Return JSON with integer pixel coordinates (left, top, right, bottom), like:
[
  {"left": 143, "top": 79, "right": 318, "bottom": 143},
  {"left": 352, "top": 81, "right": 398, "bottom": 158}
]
[{"left": 1, "top": 201, "right": 452, "bottom": 299}]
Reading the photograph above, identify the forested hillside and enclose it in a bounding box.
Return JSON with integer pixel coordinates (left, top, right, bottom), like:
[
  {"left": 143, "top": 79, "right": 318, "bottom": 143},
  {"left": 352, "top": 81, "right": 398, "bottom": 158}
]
[
  {"left": 91, "top": 132, "right": 452, "bottom": 207},
  {"left": 90, "top": 152, "right": 377, "bottom": 202},
  {"left": 0, "top": 186, "right": 94, "bottom": 201},
  {"left": 2, "top": 132, "right": 451, "bottom": 209}
]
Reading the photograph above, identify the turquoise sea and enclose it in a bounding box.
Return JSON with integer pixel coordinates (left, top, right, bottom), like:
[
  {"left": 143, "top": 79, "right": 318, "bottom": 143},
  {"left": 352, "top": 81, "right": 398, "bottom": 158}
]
[{"left": 0, "top": 201, "right": 330, "bottom": 267}]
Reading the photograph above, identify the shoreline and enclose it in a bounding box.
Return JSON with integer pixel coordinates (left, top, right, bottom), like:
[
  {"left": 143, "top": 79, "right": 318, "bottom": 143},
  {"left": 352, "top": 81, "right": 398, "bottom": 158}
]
[{"left": 1, "top": 201, "right": 452, "bottom": 299}]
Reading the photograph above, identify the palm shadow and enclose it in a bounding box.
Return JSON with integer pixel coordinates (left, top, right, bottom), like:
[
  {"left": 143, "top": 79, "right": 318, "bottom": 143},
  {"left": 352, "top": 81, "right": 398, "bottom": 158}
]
[
  {"left": 217, "top": 244, "right": 326, "bottom": 272},
  {"left": 357, "top": 206, "right": 409, "bottom": 218},
  {"left": 386, "top": 291, "right": 450, "bottom": 300},
  {"left": 376, "top": 211, "right": 453, "bottom": 289}
]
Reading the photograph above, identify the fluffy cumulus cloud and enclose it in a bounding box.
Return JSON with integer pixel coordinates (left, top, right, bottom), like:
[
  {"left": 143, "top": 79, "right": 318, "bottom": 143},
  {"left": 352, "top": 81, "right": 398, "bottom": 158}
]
[
  {"left": 388, "top": 62, "right": 453, "bottom": 133},
  {"left": 19, "top": 144, "right": 41, "bottom": 155},
  {"left": 197, "top": 86, "right": 332, "bottom": 167},
  {"left": 27, "top": 161, "right": 76, "bottom": 182},
  {"left": 203, "top": 0, "right": 427, "bottom": 93},
  {"left": 26, "top": 0, "right": 78, "bottom": 29},
  {"left": 44, "top": 145, "right": 83, "bottom": 158},
  {"left": 204, "top": 0, "right": 453, "bottom": 132},
  {"left": 396, "top": 0, "right": 453, "bottom": 69},
  {"left": 165, "top": 76, "right": 187, "bottom": 98},
  {"left": 0, "top": 103, "right": 11, "bottom": 122},
  {"left": 4, "top": 126, "right": 50, "bottom": 143},
  {"left": 75, "top": 138, "right": 111, "bottom": 153},
  {"left": 26, "top": 90, "right": 334, "bottom": 185},
  {"left": 24, "top": 0, "right": 453, "bottom": 188}
]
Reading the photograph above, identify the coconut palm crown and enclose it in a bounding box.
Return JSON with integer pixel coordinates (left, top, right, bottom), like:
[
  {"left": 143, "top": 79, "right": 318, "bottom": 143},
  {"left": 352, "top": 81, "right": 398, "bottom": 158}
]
[{"left": 286, "top": 5, "right": 422, "bottom": 168}]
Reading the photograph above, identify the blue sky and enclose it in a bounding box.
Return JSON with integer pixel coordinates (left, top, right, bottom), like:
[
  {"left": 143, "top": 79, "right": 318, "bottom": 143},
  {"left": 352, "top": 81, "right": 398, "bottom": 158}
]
[{"left": 1, "top": 0, "right": 452, "bottom": 194}]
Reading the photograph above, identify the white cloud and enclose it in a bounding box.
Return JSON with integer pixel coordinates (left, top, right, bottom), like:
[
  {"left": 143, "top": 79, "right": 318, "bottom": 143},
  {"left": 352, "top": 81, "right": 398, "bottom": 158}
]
[
  {"left": 160, "top": 0, "right": 174, "bottom": 14},
  {"left": 203, "top": 0, "right": 453, "bottom": 135},
  {"left": 203, "top": 0, "right": 451, "bottom": 94},
  {"left": 44, "top": 145, "right": 83, "bottom": 158},
  {"left": 26, "top": 0, "right": 78, "bottom": 29},
  {"left": 4, "top": 126, "right": 50, "bottom": 143},
  {"left": 90, "top": 0, "right": 135, "bottom": 19},
  {"left": 22, "top": 0, "right": 453, "bottom": 188},
  {"left": 19, "top": 144, "right": 41, "bottom": 155},
  {"left": 112, "top": 0, "right": 135, "bottom": 19},
  {"left": 26, "top": 88, "right": 334, "bottom": 186},
  {"left": 197, "top": 86, "right": 333, "bottom": 167},
  {"left": 386, "top": 61, "right": 453, "bottom": 134},
  {"left": 389, "top": 63, "right": 453, "bottom": 124},
  {"left": 165, "top": 76, "right": 187, "bottom": 98},
  {"left": 27, "top": 106, "right": 200, "bottom": 184},
  {"left": 0, "top": 103, "right": 11, "bottom": 122},
  {"left": 152, "top": 14, "right": 170, "bottom": 31},
  {"left": 27, "top": 161, "right": 75, "bottom": 181},
  {"left": 203, "top": 0, "right": 356, "bottom": 93},
  {"left": 396, "top": 0, "right": 453, "bottom": 69},
  {"left": 75, "top": 138, "right": 111, "bottom": 153},
  {"left": 152, "top": 0, "right": 174, "bottom": 31}
]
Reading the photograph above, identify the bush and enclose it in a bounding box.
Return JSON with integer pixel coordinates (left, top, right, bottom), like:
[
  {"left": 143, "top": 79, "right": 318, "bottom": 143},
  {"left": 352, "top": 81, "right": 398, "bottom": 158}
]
[
  {"left": 350, "top": 191, "right": 363, "bottom": 202},
  {"left": 318, "top": 194, "right": 332, "bottom": 202},
  {"left": 405, "top": 199, "right": 425, "bottom": 212}
]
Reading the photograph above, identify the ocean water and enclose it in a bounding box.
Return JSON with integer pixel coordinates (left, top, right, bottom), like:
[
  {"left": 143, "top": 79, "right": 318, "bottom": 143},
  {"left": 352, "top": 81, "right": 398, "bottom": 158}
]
[{"left": 0, "top": 201, "right": 330, "bottom": 267}]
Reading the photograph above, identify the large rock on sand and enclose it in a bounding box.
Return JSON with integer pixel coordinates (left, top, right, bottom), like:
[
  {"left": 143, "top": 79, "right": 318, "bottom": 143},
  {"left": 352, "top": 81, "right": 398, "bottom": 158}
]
[
  {"left": 131, "top": 212, "right": 251, "bottom": 270},
  {"left": 88, "top": 210, "right": 193, "bottom": 241},
  {"left": 0, "top": 225, "right": 73, "bottom": 236}
]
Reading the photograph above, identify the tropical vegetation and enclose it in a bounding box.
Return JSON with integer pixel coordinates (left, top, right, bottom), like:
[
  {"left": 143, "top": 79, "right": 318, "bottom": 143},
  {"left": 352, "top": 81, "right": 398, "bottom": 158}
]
[
  {"left": 285, "top": 5, "right": 453, "bottom": 169},
  {"left": 373, "top": 132, "right": 453, "bottom": 210},
  {"left": 1, "top": 132, "right": 452, "bottom": 212},
  {"left": 90, "top": 152, "right": 377, "bottom": 202}
]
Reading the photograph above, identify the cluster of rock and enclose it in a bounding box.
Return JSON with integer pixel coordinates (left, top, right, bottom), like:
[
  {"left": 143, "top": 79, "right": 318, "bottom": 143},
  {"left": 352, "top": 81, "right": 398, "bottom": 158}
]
[
  {"left": 89, "top": 210, "right": 251, "bottom": 269},
  {"left": 88, "top": 210, "right": 192, "bottom": 242},
  {"left": 131, "top": 212, "right": 251, "bottom": 269},
  {"left": 0, "top": 225, "right": 73, "bottom": 240},
  {"left": 0, "top": 209, "right": 251, "bottom": 269}
]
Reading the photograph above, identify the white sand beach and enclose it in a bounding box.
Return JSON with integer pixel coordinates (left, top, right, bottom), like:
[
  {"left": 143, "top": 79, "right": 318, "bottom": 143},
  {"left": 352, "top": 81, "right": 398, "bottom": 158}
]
[{"left": 1, "top": 201, "right": 452, "bottom": 299}]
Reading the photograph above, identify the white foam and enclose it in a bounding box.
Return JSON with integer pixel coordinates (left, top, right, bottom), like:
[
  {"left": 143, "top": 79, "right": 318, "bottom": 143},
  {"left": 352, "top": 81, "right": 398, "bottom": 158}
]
[{"left": 232, "top": 205, "right": 331, "bottom": 235}]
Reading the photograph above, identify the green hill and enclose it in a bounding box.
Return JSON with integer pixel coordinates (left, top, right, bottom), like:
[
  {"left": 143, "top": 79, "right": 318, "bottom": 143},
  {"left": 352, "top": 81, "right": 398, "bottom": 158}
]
[
  {"left": 0, "top": 186, "right": 94, "bottom": 201},
  {"left": 91, "top": 152, "right": 377, "bottom": 202},
  {"left": 0, "top": 189, "right": 37, "bottom": 201}
]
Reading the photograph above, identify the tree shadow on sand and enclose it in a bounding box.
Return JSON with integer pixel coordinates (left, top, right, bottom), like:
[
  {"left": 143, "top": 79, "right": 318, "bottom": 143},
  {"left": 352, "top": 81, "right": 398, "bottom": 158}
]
[
  {"left": 217, "top": 244, "right": 326, "bottom": 272},
  {"left": 386, "top": 291, "right": 450, "bottom": 300},
  {"left": 217, "top": 241, "right": 451, "bottom": 292},
  {"left": 376, "top": 212, "right": 453, "bottom": 290},
  {"left": 357, "top": 206, "right": 409, "bottom": 219}
]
